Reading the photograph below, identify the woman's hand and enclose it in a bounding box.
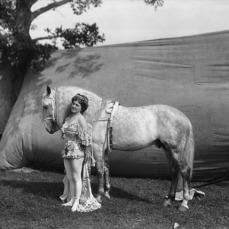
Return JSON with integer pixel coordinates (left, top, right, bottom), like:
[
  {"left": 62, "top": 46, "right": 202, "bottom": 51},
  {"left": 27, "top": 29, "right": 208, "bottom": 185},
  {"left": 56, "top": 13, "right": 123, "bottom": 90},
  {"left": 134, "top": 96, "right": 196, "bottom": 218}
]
[
  {"left": 61, "top": 127, "right": 65, "bottom": 139},
  {"left": 84, "top": 145, "right": 92, "bottom": 164}
]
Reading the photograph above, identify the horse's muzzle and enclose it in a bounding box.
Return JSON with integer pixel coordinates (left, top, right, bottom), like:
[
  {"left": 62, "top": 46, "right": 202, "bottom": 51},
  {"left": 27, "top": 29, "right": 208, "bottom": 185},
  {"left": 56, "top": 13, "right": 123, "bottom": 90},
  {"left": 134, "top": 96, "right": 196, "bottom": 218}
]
[{"left": 43, "top": 120, "right": 56, "bottom": 134}]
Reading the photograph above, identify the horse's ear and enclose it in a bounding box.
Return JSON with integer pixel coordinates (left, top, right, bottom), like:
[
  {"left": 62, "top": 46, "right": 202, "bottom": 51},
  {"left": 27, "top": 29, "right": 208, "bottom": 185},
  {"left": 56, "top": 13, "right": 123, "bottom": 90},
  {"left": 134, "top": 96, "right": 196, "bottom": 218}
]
[{"left": 46, "top": 85, "right": 51, "bottom": 95}]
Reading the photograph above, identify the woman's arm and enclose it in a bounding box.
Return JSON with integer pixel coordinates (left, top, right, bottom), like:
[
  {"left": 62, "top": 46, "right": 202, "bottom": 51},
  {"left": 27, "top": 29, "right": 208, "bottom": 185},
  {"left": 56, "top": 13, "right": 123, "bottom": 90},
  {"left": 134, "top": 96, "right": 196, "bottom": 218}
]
[
  {"left": 60, "top": 117, "right": 69, "bottom": 139},
  {"left": 78, "top": 115, "right": 88, "bottom": 132},
  {"left": 78, "top": 115, "right": 92, "bottom": 164},
  {"left": 60, "top": 122, "right": 66, "bottom": 139}
]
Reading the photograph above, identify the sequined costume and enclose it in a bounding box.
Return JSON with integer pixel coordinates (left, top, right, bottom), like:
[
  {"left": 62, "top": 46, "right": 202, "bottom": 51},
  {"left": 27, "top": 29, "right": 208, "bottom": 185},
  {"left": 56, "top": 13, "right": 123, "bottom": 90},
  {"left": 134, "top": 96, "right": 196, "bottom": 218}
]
[
  {"left": 61, "top": 117, "right": 101, "bottom": 212},
  {"left": 61, "top": 117, "right": 92, "bottom": 159}
]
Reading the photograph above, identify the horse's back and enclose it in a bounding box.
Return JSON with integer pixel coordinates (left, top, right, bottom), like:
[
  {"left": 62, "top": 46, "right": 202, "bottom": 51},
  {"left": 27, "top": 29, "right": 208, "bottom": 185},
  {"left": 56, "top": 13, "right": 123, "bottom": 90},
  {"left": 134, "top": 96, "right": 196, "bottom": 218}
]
[
  {"left": 153, "top": 105, "right": 193, "bottom": 150},
  {"left": 112, "top": 104, "right": 192, "bottom": 150},
  {"left": 112, "top": 105, "right": 158, "bottom": 150},
  {"left": 154, "top": 104, "right": 192, "bottom": 128},
  {"left": 114, "top": 104, "right": 191, "bottom": 125},
  {"left": 114, "top": 104, "right": 157, "bottom": 129}
]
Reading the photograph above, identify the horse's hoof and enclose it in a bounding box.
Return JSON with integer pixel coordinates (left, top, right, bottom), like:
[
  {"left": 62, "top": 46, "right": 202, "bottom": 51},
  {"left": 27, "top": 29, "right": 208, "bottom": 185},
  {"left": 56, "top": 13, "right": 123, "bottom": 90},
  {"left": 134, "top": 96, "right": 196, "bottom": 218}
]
[
  {"left": 178, "top": 205, "right": 189, "bottom": 212},
  {"left": 104, "top": 191, "right": 110, "bottom": 200},
  {"left": 184, "top": 194, "right": 192, "bottom": 201},
  {"left": 96, "top": 195, "right": 102, "bottom": 203},
  {"left": 163, "top": 198, "right": 172, "bottom": 207},
  {"left": 173, "top": 222, "right": 180, "bottom": 229}
]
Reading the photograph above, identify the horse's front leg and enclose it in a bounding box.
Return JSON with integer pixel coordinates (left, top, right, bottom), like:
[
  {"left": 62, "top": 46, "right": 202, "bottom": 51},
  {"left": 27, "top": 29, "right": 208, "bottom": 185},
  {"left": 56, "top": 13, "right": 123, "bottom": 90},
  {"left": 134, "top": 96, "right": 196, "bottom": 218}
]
[
  {"left": 93, "top": 142, "right": 105, "bottom": 203},
  {"left": 104, "top": 159, "right": 111, "bottom": 199}
]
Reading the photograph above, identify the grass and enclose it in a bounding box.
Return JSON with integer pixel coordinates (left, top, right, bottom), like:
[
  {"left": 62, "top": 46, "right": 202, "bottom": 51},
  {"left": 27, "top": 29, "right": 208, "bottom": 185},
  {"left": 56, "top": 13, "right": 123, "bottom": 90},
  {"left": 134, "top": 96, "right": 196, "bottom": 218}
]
[{"left": 0, "top": 169, "right": 228, "bottom": 229}]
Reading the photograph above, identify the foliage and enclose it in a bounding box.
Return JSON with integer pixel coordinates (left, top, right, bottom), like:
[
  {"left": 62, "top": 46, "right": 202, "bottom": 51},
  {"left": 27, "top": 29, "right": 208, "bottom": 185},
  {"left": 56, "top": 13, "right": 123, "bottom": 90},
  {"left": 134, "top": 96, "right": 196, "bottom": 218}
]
[
  {"left": 0, "top": 0, "right": 163, "bottom": 72},
  {"left": 0, "top": 0, "right": 104, "bottom": 71},
  {"left": 44, "top": 23, "right": 105, "bottom": 49},
  {"left": 145, "top": 0, "right": 164, "bottom": 8}
]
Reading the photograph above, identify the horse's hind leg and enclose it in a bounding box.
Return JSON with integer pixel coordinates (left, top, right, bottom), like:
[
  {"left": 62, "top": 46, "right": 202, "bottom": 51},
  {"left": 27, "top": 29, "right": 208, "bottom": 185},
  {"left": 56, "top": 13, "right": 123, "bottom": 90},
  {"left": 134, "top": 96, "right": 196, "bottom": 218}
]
[
  {"left": 178, "top": 131, "right": 194, "bottom": 211},
  {"left": 163, "top": 152, "right": 179, "bottom": 207},
  {"left": 178, "top": 161, "right": 192, "bottom": 211}
]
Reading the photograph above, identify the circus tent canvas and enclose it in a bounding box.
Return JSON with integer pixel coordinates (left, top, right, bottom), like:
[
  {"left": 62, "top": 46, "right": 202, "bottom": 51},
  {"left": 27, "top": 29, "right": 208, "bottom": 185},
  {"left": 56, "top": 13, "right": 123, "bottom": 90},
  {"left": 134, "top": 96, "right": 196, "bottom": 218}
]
[{"left": 0, "top": 31, "right": 229, "bottom": 180}]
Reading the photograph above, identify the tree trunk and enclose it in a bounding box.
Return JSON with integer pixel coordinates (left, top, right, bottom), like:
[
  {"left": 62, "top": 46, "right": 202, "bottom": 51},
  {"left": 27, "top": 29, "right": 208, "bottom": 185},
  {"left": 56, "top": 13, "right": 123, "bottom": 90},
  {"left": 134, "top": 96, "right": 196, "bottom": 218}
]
[
  {"left": 11, "top": 0, "right": 33, "bottom": 102},
  {"left": 0, "top": 60, "right": 15, "bottom": 136},
  {"left": 15, "top": 0, "right": 33, "bottom": 68},
  {"left": 0, "top": 1, "right": 34, "bottom": 135}
]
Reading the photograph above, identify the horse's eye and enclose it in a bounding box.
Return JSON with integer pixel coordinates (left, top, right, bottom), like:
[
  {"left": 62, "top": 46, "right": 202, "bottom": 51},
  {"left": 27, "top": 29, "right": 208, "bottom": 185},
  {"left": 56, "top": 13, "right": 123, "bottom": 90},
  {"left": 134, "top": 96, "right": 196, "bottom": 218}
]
[{"left": 43, "top": 105, "right": 48, "bottom": 110}]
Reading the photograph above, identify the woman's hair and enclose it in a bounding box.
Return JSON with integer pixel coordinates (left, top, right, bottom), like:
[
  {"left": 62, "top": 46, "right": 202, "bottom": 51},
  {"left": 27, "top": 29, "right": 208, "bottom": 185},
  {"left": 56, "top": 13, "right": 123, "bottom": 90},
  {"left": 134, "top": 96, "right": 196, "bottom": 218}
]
[{"left": 71, "top": 93, "right": 89, "bottom": 113}]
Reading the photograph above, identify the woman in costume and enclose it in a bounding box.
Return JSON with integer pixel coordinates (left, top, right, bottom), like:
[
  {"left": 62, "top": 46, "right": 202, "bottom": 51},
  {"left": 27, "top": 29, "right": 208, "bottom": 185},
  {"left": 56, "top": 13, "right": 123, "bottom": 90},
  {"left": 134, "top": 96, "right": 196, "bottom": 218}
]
[{"left": 59, "top": 93, "right": 101, "bottom": 212}]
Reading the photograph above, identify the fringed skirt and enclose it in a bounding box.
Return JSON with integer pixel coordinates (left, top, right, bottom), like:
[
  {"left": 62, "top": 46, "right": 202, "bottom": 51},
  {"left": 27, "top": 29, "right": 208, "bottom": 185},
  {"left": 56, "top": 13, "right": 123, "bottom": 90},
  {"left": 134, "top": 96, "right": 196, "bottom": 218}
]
[
  {"left": 76, "top": 163, "right": 101, "bottom": 212},
  {"left": 62, "top": 140, "right": 84, "bottom": 159}
]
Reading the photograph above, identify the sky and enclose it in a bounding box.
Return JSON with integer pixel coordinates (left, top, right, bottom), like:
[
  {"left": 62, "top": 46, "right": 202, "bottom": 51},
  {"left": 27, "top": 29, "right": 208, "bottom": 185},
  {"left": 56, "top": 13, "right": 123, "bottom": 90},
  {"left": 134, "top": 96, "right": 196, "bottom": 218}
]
[{"left": 31, "top": 0, "right": 229, "bottom": 46}]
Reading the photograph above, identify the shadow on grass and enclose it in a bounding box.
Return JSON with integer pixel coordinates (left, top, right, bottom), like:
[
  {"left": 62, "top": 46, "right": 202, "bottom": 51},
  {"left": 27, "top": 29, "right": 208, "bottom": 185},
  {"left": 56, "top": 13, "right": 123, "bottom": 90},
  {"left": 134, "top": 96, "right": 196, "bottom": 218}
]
[
  {"left": 110, "top": 186, "right": 151, "bottom": 204},
  {"left": 1, "top": 179, "right": 151, "bottom": 203},
  {"left": 1, "top": 180, "right": 62, "bottom": 199}
]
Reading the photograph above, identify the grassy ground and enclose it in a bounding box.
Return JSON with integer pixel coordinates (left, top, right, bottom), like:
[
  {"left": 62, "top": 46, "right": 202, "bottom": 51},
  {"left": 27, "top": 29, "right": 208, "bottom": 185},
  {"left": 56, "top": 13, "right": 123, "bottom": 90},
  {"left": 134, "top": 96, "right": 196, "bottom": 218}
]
[{"left": 0, "top": 169, "right": 228, "bottom": 229}]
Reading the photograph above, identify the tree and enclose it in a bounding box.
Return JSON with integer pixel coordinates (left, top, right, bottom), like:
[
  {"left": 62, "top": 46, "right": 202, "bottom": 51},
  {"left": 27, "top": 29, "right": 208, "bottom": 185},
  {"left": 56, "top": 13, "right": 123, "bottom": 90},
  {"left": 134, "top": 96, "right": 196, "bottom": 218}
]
[
  {"left": 0, "top": 1, "right": 105, "bottom": 75},
  {"left": 0, "top": 0, "right": 106, "bottom": 111},
  {"left": 0, "top": 0, "right": 163, "bottom": 103}
]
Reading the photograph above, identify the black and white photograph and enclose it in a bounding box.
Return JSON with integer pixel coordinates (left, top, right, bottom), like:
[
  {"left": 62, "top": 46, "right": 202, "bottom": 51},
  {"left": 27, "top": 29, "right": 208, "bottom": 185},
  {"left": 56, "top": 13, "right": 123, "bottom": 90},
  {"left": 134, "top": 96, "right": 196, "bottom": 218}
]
[{"left": 0, "top": 0, "right": 229, "bottom": 228}]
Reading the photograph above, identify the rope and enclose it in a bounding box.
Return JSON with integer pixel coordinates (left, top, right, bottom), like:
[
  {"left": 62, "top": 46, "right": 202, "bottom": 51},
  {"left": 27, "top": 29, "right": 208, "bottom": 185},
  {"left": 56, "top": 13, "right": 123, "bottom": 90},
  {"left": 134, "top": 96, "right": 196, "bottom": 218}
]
[
  {"left": 54, "top": 87, "right": 62, "bottom": 130},
  {"left": 193, "top": 168, "right": 229, "bottom": 188}
]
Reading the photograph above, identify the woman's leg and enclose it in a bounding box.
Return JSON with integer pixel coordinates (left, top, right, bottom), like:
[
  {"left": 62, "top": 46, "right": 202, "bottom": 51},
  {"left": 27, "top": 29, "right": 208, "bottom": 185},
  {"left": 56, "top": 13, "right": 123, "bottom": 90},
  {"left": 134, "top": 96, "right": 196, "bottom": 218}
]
[
  {"left": 70, "top": 158, "right": 84, "bottom": 212},
  {"left": 62, "top": 159, "right": 74, "bottom": 206},
  {"left": 59, "top": 175, "right": 69, "bottom": 202}
]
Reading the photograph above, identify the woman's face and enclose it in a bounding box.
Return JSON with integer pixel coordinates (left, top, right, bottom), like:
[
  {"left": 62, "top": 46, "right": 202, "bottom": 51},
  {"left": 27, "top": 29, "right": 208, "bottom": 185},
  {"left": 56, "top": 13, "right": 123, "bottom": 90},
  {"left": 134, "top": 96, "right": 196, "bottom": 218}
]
[{"left": 71, "top": 100, "right": 82, "bottom": 114}]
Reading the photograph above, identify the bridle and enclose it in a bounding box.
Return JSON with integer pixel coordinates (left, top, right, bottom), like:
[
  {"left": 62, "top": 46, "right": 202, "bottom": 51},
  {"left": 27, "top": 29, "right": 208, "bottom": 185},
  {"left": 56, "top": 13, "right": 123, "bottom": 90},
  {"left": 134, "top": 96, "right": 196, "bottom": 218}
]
[{"left": 43, "top": 88, "right": 61, "bottom": 130}]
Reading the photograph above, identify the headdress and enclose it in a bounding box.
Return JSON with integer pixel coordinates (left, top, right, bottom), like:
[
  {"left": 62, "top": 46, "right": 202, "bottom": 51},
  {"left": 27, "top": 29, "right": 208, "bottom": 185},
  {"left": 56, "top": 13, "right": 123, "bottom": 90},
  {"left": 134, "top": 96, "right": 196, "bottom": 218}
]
[{"left": 72, "top": 93, "right": 89, "bottom": 113}]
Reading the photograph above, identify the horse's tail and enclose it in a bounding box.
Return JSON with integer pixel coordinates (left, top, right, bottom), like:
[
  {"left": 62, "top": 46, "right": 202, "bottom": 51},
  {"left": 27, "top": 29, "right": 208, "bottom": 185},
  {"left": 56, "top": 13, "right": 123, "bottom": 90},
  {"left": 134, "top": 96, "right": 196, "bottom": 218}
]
[{"left": 184, "top": 124, "right": 195, "bottom": 180}]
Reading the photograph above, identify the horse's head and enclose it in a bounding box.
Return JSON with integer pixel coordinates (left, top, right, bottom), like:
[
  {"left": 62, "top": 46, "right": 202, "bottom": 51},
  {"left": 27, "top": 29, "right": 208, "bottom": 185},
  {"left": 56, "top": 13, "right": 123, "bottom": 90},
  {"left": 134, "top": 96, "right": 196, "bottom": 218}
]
[{"left": 41, "top": 86, "right": 60, "bottom": 134}]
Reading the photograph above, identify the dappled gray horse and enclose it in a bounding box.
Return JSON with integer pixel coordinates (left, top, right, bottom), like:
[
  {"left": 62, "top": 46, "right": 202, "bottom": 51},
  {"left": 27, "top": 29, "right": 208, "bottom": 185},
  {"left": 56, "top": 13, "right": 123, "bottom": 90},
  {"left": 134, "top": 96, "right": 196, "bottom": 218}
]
[{"left": 42, "top": 86, "right": 194, "bottom": 211}]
